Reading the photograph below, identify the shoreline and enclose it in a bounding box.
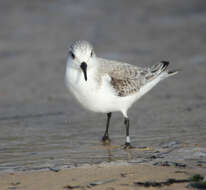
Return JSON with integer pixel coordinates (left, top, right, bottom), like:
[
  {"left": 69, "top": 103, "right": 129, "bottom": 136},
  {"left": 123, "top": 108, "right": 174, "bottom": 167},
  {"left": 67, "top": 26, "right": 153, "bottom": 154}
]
[
  {"left": 0, "top": 162, "right": 205, "bottom": 190},
  {"left": 1, "top": 143, "right": 205, "bottom": 174}
]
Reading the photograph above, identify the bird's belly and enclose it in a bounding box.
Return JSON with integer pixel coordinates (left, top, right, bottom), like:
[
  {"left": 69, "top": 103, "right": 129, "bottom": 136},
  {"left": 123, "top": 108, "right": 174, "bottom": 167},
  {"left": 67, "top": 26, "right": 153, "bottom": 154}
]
[
  {"left": 70, "top": 85, "right": 136, "bottom": 114},
  {"left": 65, "top": 68, "right": 138, "bottom": 114}
]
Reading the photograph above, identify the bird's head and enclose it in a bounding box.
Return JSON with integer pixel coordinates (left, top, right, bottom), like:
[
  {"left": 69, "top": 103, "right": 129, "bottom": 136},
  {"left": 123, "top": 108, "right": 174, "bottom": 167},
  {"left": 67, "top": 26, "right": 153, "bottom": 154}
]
[{"left": 67, "top": 40, "right": 96, "bottom": 81}]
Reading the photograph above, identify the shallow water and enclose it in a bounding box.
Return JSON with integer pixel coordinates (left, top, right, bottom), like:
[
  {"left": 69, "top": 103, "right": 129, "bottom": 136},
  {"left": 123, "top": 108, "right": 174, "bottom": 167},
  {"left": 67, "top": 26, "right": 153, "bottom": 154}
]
[
  {"left": 0, "top": 0, "right": 206, "bottom": 172},
  {"left": 0, "top": 102, "right": 205, "bottom": 172}
]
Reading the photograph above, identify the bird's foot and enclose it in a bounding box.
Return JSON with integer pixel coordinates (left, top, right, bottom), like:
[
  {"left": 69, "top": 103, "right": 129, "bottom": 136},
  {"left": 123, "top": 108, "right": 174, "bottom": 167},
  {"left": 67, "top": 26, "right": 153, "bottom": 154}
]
[
  {"left": 123, "top": 142, "right": 135, "bottom": 149},
  {"left": 102, "top": 135, "right": 111, "bottom": 145}
]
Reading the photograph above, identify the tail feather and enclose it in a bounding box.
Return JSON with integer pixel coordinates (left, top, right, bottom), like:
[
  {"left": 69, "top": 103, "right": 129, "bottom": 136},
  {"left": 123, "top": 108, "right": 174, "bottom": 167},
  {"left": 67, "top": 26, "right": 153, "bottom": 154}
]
[
  {"left": 150, "top": 60, "right": 169, "bottom": 73},
  {"left": 167, "top": 69, "right": 179, "bottom": 76},
  {"left": 150, "top": 60, "right": 179, "bottom": 79},
  {"left": 161, "top": 60, "right": 179, "bottom": 76}
]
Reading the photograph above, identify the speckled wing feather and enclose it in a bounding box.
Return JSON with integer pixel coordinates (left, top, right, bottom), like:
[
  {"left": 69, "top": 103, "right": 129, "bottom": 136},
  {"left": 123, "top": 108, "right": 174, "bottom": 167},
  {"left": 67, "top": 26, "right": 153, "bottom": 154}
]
[{"left": 98, "top": 58, "right": 168, "bottom": 97}]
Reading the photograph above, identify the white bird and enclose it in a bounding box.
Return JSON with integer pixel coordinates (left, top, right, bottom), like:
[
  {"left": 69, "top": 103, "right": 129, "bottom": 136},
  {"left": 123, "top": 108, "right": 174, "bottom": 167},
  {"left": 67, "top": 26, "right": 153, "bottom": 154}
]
[{"left": 65, "top": 40, "right": 178, "bottom": 148}]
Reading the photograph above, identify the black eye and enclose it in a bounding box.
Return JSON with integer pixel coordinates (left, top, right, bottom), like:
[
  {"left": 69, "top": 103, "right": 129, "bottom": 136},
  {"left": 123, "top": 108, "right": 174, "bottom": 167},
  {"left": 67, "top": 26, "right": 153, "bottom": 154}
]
[
  {"left": 69, "top": 51, "right": 75, "bottom": 59},
  {"left": 90, "top": 51, "right": 93, "bottom": 57}
]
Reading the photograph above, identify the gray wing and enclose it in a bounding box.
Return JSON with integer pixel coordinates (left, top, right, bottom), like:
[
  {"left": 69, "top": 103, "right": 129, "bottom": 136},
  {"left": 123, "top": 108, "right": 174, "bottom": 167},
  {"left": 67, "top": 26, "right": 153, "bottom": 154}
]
[{"left": 98, "top": 58, "right": 168, "bottom": 97}]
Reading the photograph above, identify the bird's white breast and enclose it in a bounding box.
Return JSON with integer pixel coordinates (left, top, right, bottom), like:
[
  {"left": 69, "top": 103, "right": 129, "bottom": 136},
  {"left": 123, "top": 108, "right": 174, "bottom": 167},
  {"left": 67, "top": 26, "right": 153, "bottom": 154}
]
[{"left": 65, "top": 64, "right": 112, "bottom": 112}]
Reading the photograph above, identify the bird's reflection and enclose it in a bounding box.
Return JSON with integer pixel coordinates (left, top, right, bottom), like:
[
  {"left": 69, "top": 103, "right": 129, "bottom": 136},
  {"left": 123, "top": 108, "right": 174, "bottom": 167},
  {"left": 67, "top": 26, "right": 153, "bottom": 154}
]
[{"left": 102, "top": 143, "right": 134, "bottom": 162}]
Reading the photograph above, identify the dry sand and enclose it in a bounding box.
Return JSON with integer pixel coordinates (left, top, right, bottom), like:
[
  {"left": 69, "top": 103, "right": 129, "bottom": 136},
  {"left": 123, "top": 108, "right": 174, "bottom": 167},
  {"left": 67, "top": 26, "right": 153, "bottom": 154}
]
[{"left": 1, "top": 163, "right": 205, "bottom": 190}]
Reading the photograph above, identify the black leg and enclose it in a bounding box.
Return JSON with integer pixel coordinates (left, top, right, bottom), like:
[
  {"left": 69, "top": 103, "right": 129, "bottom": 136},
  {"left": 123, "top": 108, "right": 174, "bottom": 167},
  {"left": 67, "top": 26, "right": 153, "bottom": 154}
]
[
  {"left": 124, "top": 117, "right": 134, "bottom": 149},
  {"left": 102, "top": 112, "right": 112, "bottom": 143}
]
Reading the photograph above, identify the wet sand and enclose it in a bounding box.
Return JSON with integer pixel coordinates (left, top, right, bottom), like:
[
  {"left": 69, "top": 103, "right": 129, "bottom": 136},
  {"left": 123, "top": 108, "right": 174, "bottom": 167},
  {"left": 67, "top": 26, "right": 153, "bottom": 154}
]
[
  {"left": 0, "top": 1, "right": 206, "bottom": 186},
  {"left": 1, "top": 163, "right": 206, "bottom": 190}
]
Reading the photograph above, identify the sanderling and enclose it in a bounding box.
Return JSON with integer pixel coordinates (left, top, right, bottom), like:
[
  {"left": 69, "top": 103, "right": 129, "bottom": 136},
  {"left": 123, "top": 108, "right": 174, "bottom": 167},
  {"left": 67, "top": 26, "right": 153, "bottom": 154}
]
[{"left": 65, "top": 40, "right": 178, "bottom": 148}]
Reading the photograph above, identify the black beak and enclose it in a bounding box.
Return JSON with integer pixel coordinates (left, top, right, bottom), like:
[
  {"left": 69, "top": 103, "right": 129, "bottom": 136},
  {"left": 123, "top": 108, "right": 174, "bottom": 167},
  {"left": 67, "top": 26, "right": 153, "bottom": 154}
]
[{"left": 80, "top": 62, "right": 87, "bottom": 81}]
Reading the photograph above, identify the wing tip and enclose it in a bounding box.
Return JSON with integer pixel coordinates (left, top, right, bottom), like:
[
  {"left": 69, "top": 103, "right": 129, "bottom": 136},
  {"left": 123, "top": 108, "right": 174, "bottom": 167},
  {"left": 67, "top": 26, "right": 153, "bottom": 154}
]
[{"left": 161, "top": 60, "right": 170, "bottom": 71}]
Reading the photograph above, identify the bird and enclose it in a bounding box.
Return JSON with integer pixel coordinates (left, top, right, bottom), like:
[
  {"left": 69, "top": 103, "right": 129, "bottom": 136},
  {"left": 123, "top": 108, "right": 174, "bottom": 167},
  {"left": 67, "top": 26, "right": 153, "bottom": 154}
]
[{"left": 65, "top": 40, "right": 178, "bottom": 149}]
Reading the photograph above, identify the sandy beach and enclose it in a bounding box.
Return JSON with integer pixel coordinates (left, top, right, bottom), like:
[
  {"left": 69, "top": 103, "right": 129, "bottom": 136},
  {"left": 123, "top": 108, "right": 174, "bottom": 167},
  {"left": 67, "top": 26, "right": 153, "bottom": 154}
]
[{"left": 1, "top": 163, "right": 206, "bottom": 190}]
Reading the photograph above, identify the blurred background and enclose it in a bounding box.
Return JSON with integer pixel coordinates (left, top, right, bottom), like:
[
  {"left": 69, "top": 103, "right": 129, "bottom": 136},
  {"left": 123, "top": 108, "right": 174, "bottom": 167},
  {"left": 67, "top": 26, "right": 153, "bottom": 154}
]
[{"left": 0, "top": 0, "right": 205, "bottom": 172}]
